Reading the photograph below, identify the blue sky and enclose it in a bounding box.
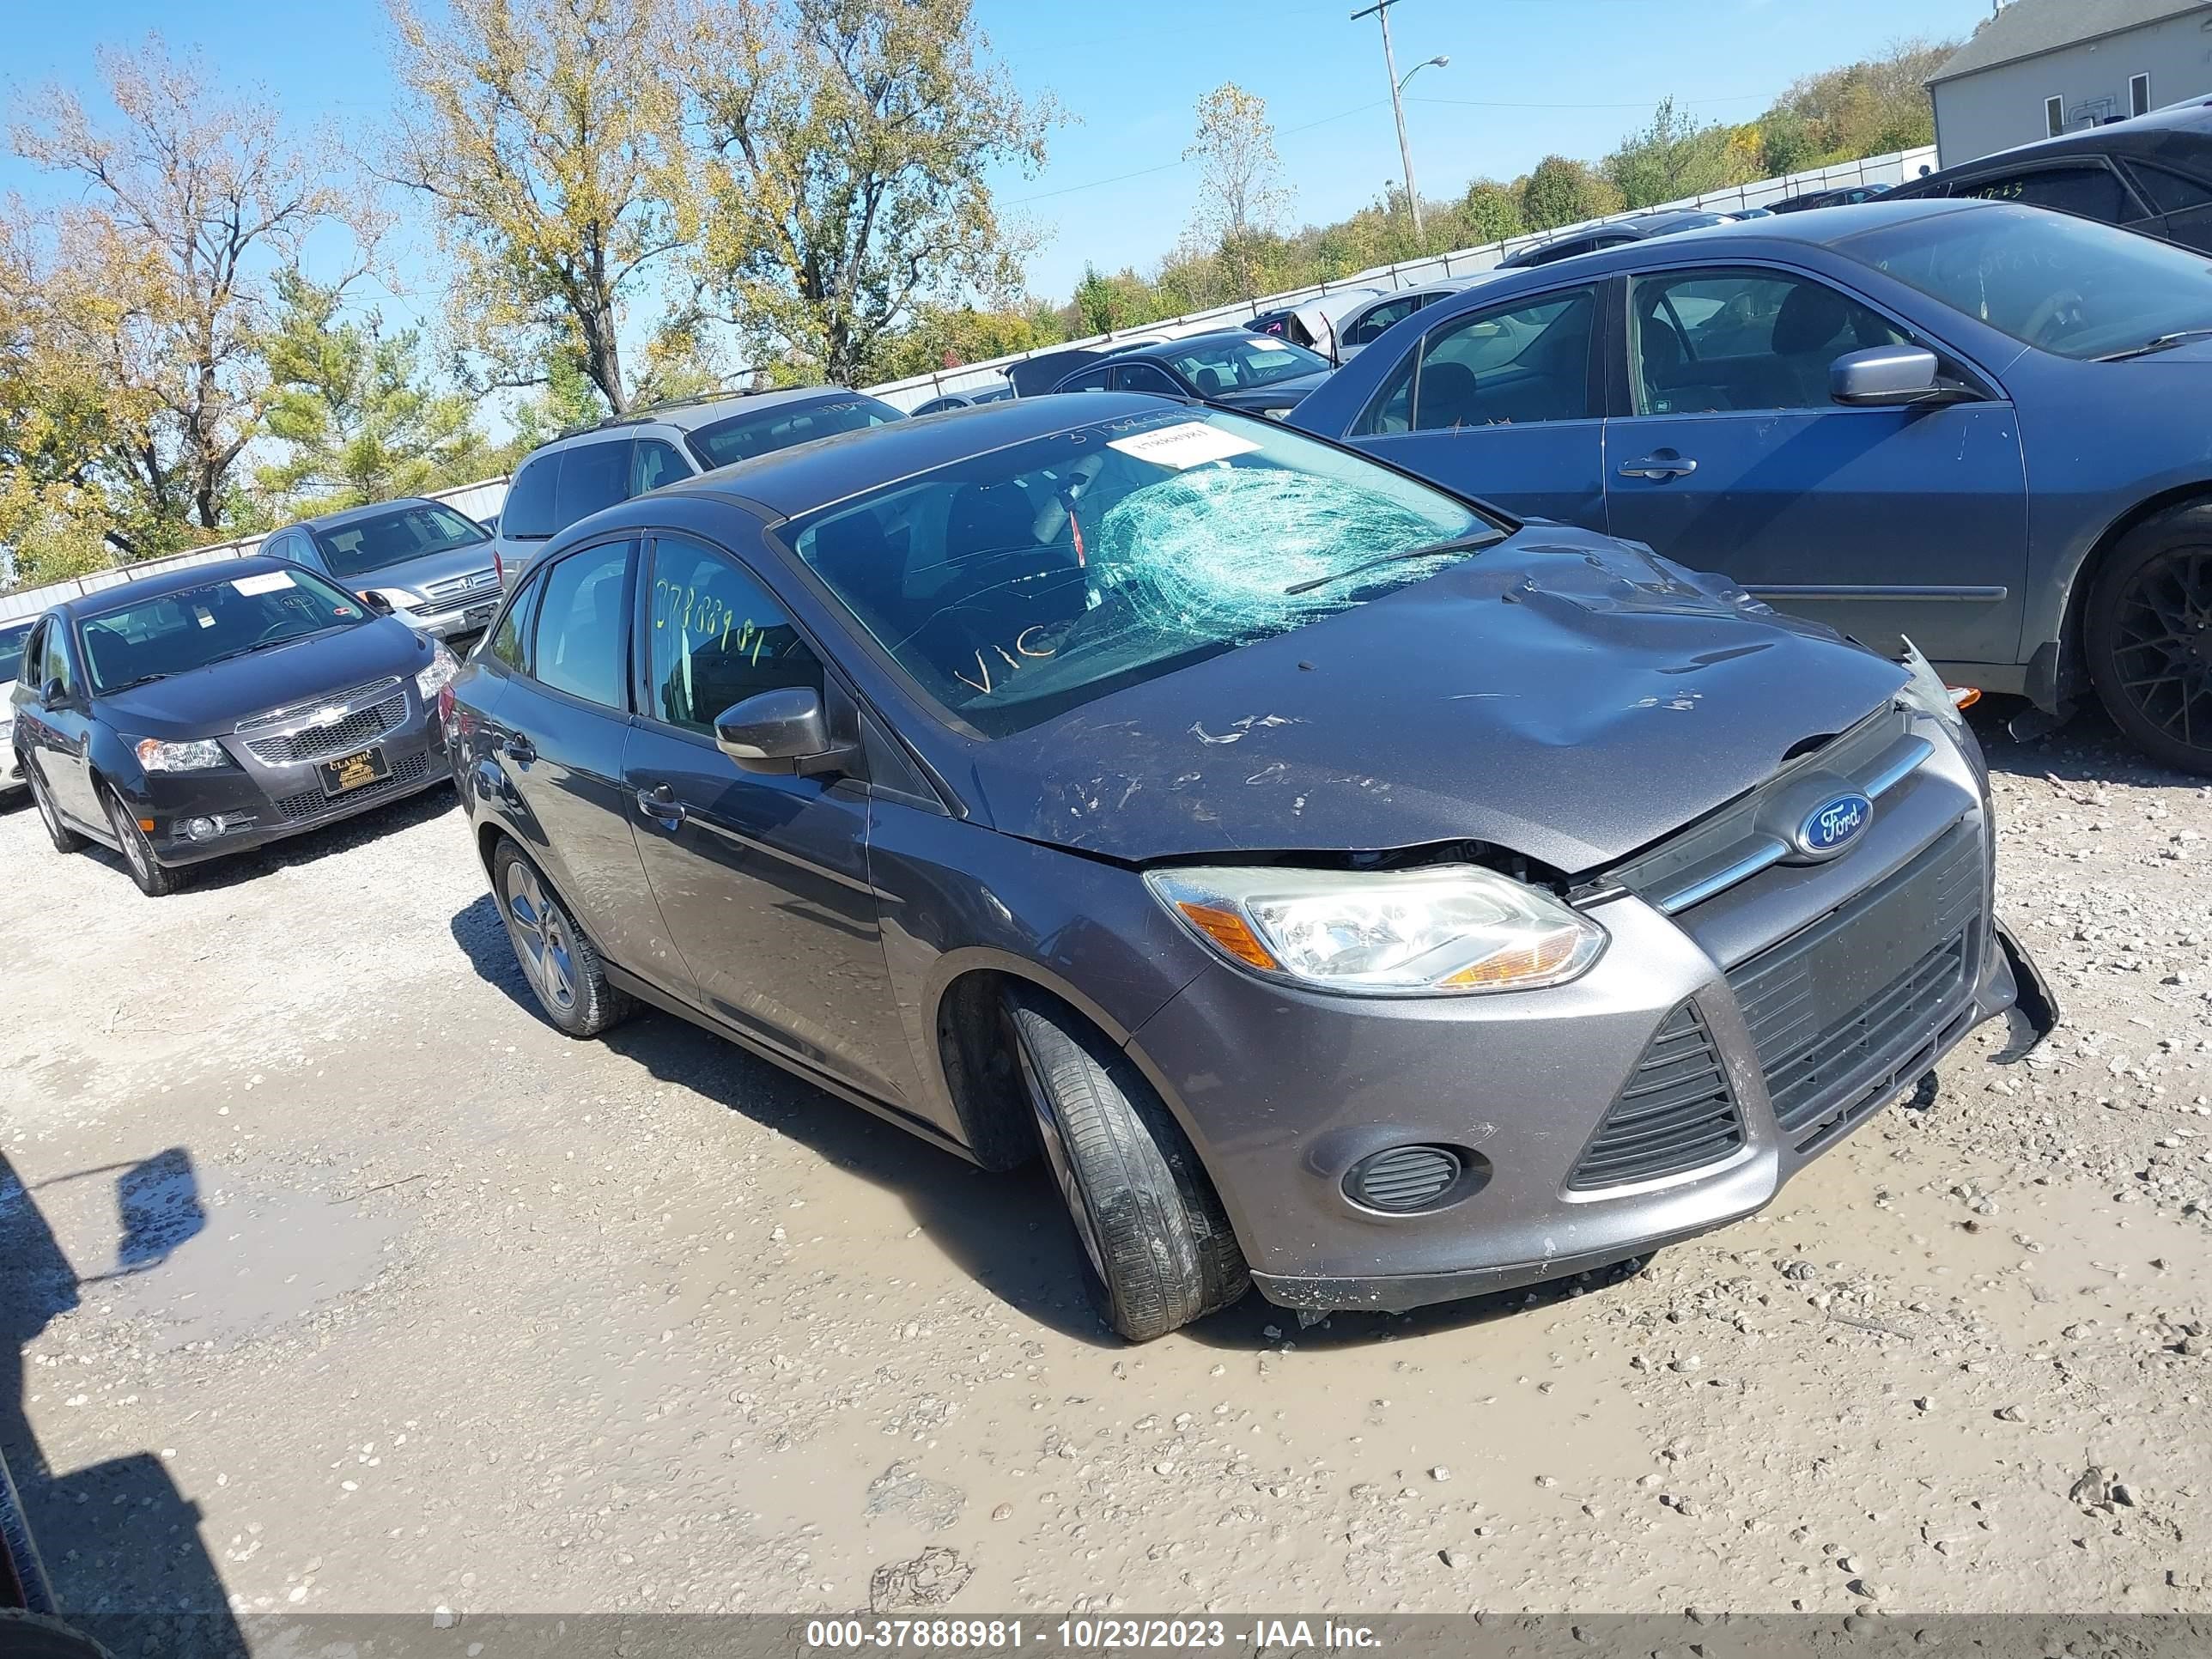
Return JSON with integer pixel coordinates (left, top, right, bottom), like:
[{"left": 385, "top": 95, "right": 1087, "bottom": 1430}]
[{"left": 1, "top": 0, "right": 1996, "bottom": 331}]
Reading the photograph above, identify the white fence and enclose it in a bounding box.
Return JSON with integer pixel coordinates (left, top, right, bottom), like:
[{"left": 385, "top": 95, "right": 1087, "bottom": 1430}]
[
  {"left": 0, "top": 143, "right": 1935, "bottom": 622},
  {"left": 865, "top": 146, "right": 1938, "bottom": 410}
]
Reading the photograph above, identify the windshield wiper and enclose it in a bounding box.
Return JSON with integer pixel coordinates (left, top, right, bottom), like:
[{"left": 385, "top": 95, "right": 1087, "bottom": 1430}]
[
  {"left": 2095, "top": 327, "right": 2212, "bottom": 362},
  {"left": 200, "top": 628, "right": 337, "bottom": 668},
  {"left": 1283, "top": 531, "right": 1506, "bottom": 596},
  {"left": 99, "top": 672, "right": 173, "bottom": 694}
]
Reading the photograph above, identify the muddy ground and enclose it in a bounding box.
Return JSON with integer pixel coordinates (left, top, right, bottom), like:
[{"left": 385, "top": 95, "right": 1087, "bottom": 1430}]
[{"left": 2, "top": 704, "right": 2208, "bottom": 1627}]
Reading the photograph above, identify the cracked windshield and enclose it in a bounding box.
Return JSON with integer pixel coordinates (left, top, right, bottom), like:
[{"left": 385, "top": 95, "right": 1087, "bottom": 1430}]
[{"left": 786, "top": 409, "right": 1497, "bottom": 735}]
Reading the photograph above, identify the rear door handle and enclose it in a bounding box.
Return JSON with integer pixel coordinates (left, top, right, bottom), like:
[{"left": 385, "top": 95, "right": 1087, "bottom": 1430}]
[
  {"left": 635, "top": 783, "right": 686, "bottom": 827},
  {"left": 1618, "top": 453, "right": 1698, "bottom": 480},
  {"left": 502, "top": 733, "right": 536, "bottom": 763}
]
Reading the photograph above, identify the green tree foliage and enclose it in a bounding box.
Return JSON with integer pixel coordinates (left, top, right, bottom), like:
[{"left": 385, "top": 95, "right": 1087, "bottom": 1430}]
[
  {"left": 1459, "top": 180, "right": 1525, "bottom": 246},
  {"left": 1183, "top": 82, "right": 1292, "bottom": 302},
  {"left": 1601, "top": 98, "right": 1757, "bottom": 209},
  {"left": 687, "top": 0, "right": 1056, "bottom": 386},
  {"left": 1519, "top": 155, "right": 1626, "bottom": 231},
  {"left": 255, "top": 270, "right": 492, "bottom": 513},
  {"left": 1764, "top": 38, "right": 1951, "bottom": 166}
]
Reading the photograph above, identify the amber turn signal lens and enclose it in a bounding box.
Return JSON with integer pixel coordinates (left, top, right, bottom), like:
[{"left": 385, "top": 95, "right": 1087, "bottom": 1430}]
[
  {"left": 1435, "top": 929, "right": 1581, "bottom": 988},
  {"left": 1948, "top": 685, "right": 1981, "bottom": 710},
  {"left": 1173, "top": 901, "right": 1280, "bottom": 972}
]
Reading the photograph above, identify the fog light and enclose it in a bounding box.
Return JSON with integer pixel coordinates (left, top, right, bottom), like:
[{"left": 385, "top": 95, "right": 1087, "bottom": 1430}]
[
  {"left": 1344, "top": 1144, "right": 1487, "bottom": 1212},
  {"left": 184, "top": 816, "right": 220, "bottom": 842}
]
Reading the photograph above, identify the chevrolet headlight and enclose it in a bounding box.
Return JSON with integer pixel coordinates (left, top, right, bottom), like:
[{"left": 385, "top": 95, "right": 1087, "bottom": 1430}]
[
  {"left": 135, "top": 738, "right": 230, "bottom": 772},
  {"left": 415, "top": 644, "right": 460, "bottom": 701},
  {"left": 1146, "top": 863, "right": 1606, "bottom": 995}
]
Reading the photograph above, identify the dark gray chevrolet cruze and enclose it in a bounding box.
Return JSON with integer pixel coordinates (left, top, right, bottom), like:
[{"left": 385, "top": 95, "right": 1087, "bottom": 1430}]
[{"left": 447, "top": 395, "right": 2055, "bottom": 1340}]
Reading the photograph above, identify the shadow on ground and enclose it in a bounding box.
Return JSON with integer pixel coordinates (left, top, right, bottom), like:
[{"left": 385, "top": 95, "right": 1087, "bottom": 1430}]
[{"left": 0, "top": 1152, "right": 246, "bottom": 1655}]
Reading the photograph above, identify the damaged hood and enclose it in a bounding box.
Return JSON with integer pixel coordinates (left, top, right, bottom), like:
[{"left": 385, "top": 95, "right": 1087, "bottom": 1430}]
[{"left": 957, "top": 531, "right": 1909, "bottom": 874}]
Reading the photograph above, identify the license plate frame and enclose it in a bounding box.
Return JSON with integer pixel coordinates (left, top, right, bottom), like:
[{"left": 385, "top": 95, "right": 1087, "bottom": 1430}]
[{"left": 318, "top": 745, "right": 391, "bottom": 797}]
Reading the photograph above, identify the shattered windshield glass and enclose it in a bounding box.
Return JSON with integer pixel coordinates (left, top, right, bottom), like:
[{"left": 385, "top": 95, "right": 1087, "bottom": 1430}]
[{"left": 783, "top": 409, "right": 1500, "bottom": 737}]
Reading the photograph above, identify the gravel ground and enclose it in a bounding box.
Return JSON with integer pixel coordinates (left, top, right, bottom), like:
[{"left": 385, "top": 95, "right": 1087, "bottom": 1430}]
[{"left": 2, "top": 702, "right": 2208, "bottom": 1628}]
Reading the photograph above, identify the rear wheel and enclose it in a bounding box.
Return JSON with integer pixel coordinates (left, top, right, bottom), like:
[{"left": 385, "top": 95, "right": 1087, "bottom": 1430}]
[
  {"left": 1001, "top": 988, "right": 1248, "bottom": 1341},
  {"left": 493, "top": 839, "right": 632, "bottom": 1037},
  {"left": 2086, "top": 506, "right": 2212, "bottom": 774},
  {"left": 103, "top": 787, "right": 184, "bottom": 897},
  {"left": 26, "top": 763, "right": 84, "bottom": 854}
]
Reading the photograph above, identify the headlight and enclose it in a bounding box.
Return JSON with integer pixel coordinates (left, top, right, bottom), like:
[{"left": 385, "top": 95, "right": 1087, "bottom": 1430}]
[
  {"left": 366, "top": 586, "right": 425, "bottom": 616},
  {"left": 1146, "top": 863, "right": 1607, "bottom": 996},
  {"left": 415, "top": 644, "right": 460, "bottom": 701},
  {"left": 135, "top": 738, "right": 230, "bottom": 772},
  {"left": 1897, "top": 635, "right": 1973, "bottom": 744}
]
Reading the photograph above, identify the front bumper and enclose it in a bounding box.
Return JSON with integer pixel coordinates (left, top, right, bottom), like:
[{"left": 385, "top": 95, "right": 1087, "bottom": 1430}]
[
  {"left": 1126, "top": 724, "right": 2055, "bottom": 1316},
  {"left": 118, "top": 697, "right": 447, "bottom": 868},
  {"left": 399, "top": 599, "right": 500, "bottom": 643}
]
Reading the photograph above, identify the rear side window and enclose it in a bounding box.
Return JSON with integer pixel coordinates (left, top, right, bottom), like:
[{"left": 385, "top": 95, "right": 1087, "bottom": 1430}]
[
  {"left": 1956, "top": 164, "right": 2140, "bottom": 222},
  {"left": 529, "top": 541, "right": 633, "bottom": 709},
  {"left": 1056, "top": 362, "right": 1114, "bottom": 392},
  {"left": 632, "top": 438, "right": 687, "bottom": 495},
  {"left": 1355, "top": 288, "right": 1597, "bottom": 435},
  {"left": 554, "top": 438, "right": 632, "bottom": 530},
  {"left": 2126, "top": 161, "right": 2212, "bottom": 214},
  {"left": 501, "top": 455, "right": 557, "bottom": 540},
  {"left": 489, "top": 571, "right": 544, "bottom": 673}
]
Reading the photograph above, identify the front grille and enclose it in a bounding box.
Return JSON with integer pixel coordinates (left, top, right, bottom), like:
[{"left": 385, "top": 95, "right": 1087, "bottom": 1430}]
[
  {"left": 243, "top": 690, "right": 408, "bottom": 764},
  {"left": 237, "top": 678, "right": 400, "bottom": 733},
  {"left": 272, "top": 750, "right": 429, "bottom": 822},
  {"left": 420, "top": 568, "right": 500, "bottom": 605},
  {"left": 1729, "top": 823, "right": 1980, "bottom": 1151},
  {"left": 1567, "top": 1003, "right": 1745, "bottom": 1190}
]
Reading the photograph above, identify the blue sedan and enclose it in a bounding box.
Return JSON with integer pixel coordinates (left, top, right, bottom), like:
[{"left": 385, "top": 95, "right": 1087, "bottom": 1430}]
[{"left": 1289, "top": 198, "right": 2212, "bottom": 773}]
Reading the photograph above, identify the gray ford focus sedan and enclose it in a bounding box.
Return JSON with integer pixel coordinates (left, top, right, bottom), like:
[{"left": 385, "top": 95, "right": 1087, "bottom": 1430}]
[{"left": 447, "top": 395, "right": 2054, "bottom": 1341}]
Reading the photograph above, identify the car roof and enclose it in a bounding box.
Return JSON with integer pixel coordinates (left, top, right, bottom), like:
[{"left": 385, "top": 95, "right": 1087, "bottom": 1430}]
[
  {"left": 52, "top": 555, "right": 299, "bottom": 620},
  {"left": 521, "top": 386, "right": 876, "bottom": 462},
  {"left": 1905, "top": 98, "right": 2212, "bottom": 183},
  {"left": 667, "top": 392, "right": 1189, "bottom": 520},
  {"left": 298, "top": 497, "right": 445, "bottom": 532}
]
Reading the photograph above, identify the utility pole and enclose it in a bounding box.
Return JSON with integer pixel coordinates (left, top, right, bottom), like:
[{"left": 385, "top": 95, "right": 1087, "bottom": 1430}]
[{"left": 1354, "top": 0, "right": 1425, "bottom": 238}]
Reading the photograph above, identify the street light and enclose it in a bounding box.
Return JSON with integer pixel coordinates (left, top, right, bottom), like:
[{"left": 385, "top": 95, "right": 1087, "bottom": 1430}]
[{"left": 1352, "top": 0, "right": 1444, "bottom": 237}]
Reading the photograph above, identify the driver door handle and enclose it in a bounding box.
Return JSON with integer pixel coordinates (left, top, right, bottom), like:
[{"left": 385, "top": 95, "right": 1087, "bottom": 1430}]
[
  {"left": 635, "top": 783, "right": 686, "bottom": 828},
  {"left": 502, "top": 733, "right": 536, "bottom": 763},
  {"left": 1618, "top": 453, "right": 1698, "bottom": 480}
]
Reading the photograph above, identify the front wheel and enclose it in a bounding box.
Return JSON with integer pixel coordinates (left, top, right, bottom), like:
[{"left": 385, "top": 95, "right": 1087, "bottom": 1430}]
[
  {"left": 104, "top": 788, "right": 185, "bottom": 897},
  {"left": 1002, "top": 988, "right": 1248, "bottom": 1341},
  {"left": 2086, "top": 507, "right": 2212, "bottom": 774}
]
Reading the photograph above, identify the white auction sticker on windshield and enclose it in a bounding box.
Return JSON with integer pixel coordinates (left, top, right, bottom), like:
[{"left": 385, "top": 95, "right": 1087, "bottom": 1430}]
[
  {"left": 1108, "top": 422, "right": 1261, "bottom": 470},
  {"left": 1248, "top": 336, "right": 1288, "bottom": 349},
  {"left": 232, "top": 571, "right": 296, "bottom": 596}
]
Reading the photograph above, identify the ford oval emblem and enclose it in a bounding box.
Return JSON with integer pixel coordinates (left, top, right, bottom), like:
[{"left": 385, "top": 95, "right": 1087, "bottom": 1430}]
[{"left": 1796, "top": 791, "right": 1872, "bottom": 860}]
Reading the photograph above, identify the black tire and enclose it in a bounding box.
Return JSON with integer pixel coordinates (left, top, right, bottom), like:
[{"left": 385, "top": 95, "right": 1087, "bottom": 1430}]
[
  {"left": 492, "top": 838, "right": 633, "bottom": 1037},
  {"left": 2085, "top": 504, "right": 2212, "bottom": 774},
  {"left": 25, "top": 762, "right": 85, "bottom": 853},
  {"left": 1002, "top": 987, "right": 1248, "bottom": 1341},
  {"left": 103, "top": 787, "right": 185, "bottom": 897}
]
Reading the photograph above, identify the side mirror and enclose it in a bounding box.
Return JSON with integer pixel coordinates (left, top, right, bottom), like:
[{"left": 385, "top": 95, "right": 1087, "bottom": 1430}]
[
  {"left": 713, "top": 687, "right": 858, "bottom": 778},
  {"left": 1831, "top": 345, "right": 1952, "bottom": 407},
  {"left": 359, "top": 590, "right": 395, "bottom": 617},
  {"left": 40, "top": 678, "right": 68, "bottom": 711}
]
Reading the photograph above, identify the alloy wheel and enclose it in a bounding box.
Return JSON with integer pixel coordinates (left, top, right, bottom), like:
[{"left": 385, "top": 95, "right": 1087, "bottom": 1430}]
[
  {"left": 107, "top": 795, "right": 154, "bottom": 882},
  {"left": 503, "top": 859, "right": 577, "bottom": 1012},
  {"left": 32, "top": 769, "right": 62, "bottom": 838},
  {"left": 2108, "top": 547, "right": 2212, "bottom": 752}
]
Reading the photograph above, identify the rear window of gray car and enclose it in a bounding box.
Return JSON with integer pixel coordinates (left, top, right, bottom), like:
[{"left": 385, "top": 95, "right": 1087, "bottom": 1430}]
[{"left": 687, "top": 397, "right": 902, "bottom": 471}]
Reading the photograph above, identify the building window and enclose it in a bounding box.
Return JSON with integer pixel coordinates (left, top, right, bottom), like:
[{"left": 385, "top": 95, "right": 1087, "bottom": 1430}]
[
  {"left": 2131, "top": 73, "right": 2151, "bottom": 118},
  {"left": 2046, "top": 94, "right": 2065, "bottom": 137}
]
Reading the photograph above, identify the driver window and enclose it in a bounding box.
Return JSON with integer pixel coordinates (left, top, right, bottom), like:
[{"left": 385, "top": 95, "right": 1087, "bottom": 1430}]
[
  {"left": 1356, "top": 286, "right": 1596, "bottom": 435},
  {"left": 646, "top": 537, "right": 823, "bottom": 734},
  {"left": 1628, "top": 269, "right": 1908, "bottom": 416}
]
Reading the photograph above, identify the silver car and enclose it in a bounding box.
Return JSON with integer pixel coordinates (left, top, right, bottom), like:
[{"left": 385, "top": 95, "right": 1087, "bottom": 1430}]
[
  {"left": 261, "top": 500, "right": 504, "bottom": 643},
  {"left": 0, "top": 617, "right": 31, "bottom": 799}
]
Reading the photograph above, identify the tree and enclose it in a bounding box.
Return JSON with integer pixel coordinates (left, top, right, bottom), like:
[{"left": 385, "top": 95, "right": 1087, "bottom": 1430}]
[
  {"left": 1763, "top": 38, "right": 1953, "bottom": 167},
  {"left": 686, "top": 0, "right": 1055, "bottom": 386},
  {"left": 1601, "top": 98, "right": 1750, "bottom": 209},
  {"left": 8, "top": 37, "right": 375, "bottom": 542},
  {"left": 386, "top": 0, "right": 703, "bottom": 414},
  {"left": 254, "top": 270, "right": 491, "bottom": 512},
  {"left": 1459, "top": 180, "right": 1525, "bottom": 246},
  {"left": 1518, "top": 155, "right": 1623, "bottom": 231},
  {"left": 1183, "top": 82, "right": 1291, "bottom": 301}
]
